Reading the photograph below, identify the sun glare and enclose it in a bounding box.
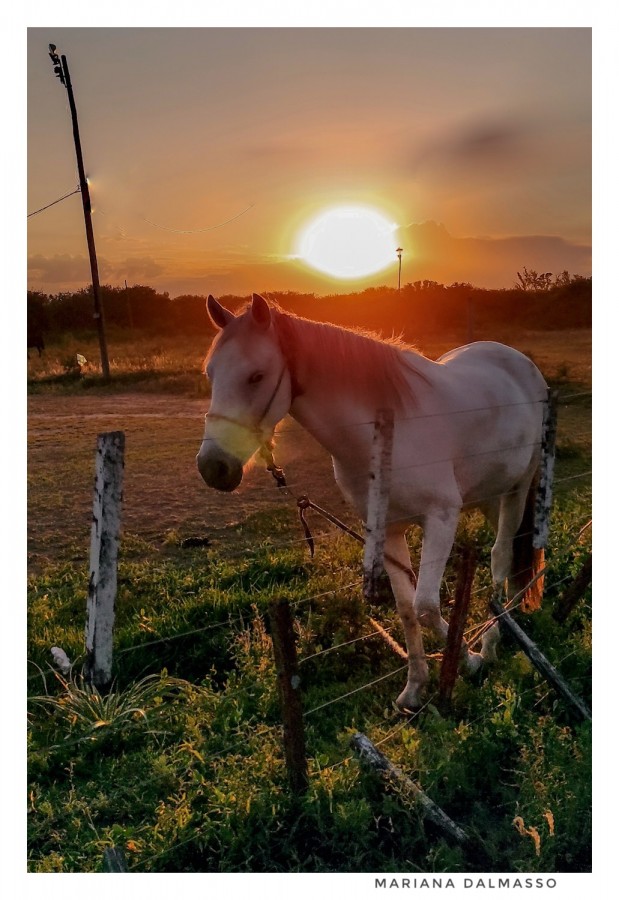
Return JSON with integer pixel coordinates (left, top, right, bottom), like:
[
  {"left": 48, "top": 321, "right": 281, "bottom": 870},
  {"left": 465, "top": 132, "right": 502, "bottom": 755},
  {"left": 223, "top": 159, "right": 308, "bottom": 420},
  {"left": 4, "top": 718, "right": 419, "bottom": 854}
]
[{"left": 297, "top": 206, "right": 399, "bottom": 279}]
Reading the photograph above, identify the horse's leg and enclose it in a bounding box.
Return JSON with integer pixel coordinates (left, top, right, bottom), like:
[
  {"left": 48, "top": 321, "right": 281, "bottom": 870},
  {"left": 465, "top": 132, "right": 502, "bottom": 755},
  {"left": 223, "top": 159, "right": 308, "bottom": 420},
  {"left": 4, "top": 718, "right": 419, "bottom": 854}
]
[
  {"left": 491, "top": 487, "right": 532, "bottom": 590},
  {"left": 416, "top": 509, "right": 483, "bottom": 673},
  {"left": 478, "top": 500, "right": 502, "bottom": 663},
  {"left": 480, "top": 486, "right": 532, "bottom": 662},
  {"left": 383, "top": 528, "right": 429, "bottom": 710}
]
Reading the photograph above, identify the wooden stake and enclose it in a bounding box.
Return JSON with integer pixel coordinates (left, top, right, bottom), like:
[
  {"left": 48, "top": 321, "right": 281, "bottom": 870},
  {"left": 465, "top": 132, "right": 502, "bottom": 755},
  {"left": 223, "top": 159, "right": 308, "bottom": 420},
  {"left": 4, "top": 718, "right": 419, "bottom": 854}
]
[
  {"left": 85, "top": 432, "right": 125, "bottom": 691},
  {"left": 363, "top": 409, "right": 394, "bottom": 600},
  {"left": 553, "top": 552, "right": 592, "bottom": 623},
  {"left": 269, "top": 600, "right": 308, "bottom": 795},
  {"left": 102, "top": 847, "right": 128, "bottom": 872},
  {"left": 439, "top": 546, "right": 476, "bottom": 710},
  {"left": 533, "top": 390, "right": 558, "bottom": 549},
  {"left": 489, "top": 595, "right": 591, "bottom": 722}
]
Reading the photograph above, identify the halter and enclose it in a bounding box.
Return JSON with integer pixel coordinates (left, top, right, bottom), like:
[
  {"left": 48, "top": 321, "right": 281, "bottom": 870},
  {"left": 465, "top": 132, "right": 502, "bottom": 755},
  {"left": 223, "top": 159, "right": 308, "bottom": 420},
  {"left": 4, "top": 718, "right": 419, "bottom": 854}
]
[
  {"left": 204, "top": 319, "right": 304, "bottom": 488},
  {"left": 205, "top": 361, "right": 289, "bottom": 441}
]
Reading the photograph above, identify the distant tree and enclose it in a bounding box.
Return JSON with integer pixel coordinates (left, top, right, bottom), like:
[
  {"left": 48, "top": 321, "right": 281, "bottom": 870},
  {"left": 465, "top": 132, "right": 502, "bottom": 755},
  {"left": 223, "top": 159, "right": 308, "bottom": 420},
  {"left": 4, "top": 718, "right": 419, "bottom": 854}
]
[
  {"left": 516, "top": 268, "right": 554, "bottom": 291},
  {"left": 27, "top": 291, "right": 49, "bottom": 355},
  {"left": 553, "top": 270, "right": 572, "bottom": 287}
]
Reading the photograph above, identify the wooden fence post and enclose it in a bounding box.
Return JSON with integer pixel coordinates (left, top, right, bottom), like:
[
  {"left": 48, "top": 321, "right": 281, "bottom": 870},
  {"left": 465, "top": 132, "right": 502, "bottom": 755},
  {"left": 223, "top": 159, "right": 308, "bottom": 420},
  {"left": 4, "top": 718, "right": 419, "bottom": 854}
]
[
  {"left": 85, "top": 431, "right": 125, "bottom": 691},
  {"left": 363, "top": 409, "right": 394, "bottom": 600},
  {"left": 533, "top": 389, "right": 558, "bottom": 550},
  {"left": 439, "top": 546, "right": 476, "bottom": 710},
  {"left": 102, "top": 846, "right": 128, "bottom": 872},
  {"left": 489, "top": 595, "right": 591, "bottom": 722},
  {"left": 269, "top": 599, "right": 308, "bottom": 795},
  {"left": 553, "top": 552, "right": 592, "bottom": 623}
]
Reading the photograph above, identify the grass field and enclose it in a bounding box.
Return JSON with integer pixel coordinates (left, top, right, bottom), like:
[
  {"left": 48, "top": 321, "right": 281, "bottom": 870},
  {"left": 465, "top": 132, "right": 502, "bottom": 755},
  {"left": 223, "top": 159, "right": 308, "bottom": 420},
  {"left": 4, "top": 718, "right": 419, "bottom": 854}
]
[{"left": 27, "top": 327, "right": 591, "bottom": 873}]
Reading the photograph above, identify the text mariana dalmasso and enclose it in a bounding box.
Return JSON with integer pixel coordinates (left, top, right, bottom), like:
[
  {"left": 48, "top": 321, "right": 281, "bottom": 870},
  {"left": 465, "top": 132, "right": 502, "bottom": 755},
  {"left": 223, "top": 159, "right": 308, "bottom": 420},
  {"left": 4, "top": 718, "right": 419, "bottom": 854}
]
[{"left": 374, "top": 877, "right": 558, "bottom": 889}]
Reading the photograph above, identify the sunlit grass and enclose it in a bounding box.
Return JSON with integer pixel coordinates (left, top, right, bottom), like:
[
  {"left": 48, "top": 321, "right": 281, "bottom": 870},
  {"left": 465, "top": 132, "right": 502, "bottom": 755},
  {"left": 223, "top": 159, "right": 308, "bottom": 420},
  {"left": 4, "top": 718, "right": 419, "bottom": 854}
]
[
  {"left": 28, "top": 491, "right": 591, "bottom": 873},
  {"left": 27, "top": 329, "right": 211, "bottom": 394}
]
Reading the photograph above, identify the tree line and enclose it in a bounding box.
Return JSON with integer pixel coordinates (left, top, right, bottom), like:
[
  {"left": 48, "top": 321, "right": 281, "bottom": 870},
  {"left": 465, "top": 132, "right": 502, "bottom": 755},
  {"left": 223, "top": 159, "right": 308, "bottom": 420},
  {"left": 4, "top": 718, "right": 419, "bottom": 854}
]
[{"left": 27, "top": 272, "right": 591, "bottom": 346}]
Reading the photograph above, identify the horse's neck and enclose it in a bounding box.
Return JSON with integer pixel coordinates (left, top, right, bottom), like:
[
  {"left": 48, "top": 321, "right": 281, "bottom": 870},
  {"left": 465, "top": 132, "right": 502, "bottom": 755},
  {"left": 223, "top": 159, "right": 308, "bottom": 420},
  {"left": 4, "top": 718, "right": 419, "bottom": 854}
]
[
  {"left": 287, "top": 350, "right": 427, "bottom": 462},
  {"left": 280, "top": 316, "right": 437, "bottom": 458},
  {"left": 290, "top": 388, "right": 369, "bottom": 460}
]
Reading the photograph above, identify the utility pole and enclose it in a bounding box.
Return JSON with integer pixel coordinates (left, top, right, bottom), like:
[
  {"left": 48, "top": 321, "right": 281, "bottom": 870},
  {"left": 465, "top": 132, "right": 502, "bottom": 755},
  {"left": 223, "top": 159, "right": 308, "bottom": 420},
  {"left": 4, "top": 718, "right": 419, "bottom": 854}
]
[{"left": 48, "top": 44, "right": 110, "bottom": 380}]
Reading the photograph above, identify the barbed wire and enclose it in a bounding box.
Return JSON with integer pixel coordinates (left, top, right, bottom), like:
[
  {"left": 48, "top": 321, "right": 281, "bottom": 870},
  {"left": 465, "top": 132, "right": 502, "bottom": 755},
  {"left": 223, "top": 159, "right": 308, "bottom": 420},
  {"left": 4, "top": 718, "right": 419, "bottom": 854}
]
[
  {"left": 28, "top": 537, "right": 591, "bottom": 873},
  {"left": 27, "top": 388, "right": 591, "bottom": 447},
  {"left": 310, "top": 637, "right": 591, "bottom": 779},
  {"left": 25, "top": 468, "right": 592, "bottom": 568},
  {"left": 26, "top": 379, "right": 592, "bottom": 871},
  {"left": 303, "top": 664, "right": 410, "bottom": 717}
]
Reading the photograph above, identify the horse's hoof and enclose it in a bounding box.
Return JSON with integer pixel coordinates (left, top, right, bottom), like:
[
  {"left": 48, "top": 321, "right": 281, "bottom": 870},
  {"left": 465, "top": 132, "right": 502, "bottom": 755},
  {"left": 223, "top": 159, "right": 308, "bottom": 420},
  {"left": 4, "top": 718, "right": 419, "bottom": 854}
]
[
  {"left": 480, "top": 626, "right": 501, "bottom": 664},
  {"left": 395, "top": 687, "right": 425, "bottom": 713}
]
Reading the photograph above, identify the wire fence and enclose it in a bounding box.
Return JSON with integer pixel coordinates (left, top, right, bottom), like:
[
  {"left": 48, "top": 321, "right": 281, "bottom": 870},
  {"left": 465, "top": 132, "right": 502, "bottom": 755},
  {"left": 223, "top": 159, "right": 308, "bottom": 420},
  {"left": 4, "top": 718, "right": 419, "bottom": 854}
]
[
  {"left": 27, "top": 386, "right": 591, "bottom": 871},
  {"left": 27, "top": 387, "right": 591, "bottom": 685}
]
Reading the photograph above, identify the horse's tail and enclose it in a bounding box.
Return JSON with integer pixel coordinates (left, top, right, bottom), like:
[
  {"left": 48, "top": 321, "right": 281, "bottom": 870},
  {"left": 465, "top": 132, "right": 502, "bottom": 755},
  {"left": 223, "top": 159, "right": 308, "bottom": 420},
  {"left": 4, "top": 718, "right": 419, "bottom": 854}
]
[{"left": 511, "top": 468, "right": 544, "bottom": 612}]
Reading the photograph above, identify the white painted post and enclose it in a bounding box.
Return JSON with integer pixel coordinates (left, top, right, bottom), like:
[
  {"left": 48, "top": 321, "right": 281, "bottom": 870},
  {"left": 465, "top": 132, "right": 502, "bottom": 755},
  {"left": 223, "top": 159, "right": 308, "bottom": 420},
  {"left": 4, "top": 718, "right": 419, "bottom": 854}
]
[
  {"left": 533, "top": 390, "right": 558, "bottom": 549},
  {"left": 363, "top": 409, "right": 394, "bottom": 600},
  {"left": 85, "top": 431, "right": 125, "bottom": 690}
]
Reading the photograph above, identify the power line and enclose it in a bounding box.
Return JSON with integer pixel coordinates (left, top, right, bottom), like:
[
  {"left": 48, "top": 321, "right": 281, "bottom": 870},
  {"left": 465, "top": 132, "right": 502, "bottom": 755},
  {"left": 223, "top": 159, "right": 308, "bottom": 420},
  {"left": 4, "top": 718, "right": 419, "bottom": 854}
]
[
  {"left": 141, "top": 203, "right": 255, "bottom": 235},
  {"left": 27, "top": 186, "right": 80, "bottom": 218}
]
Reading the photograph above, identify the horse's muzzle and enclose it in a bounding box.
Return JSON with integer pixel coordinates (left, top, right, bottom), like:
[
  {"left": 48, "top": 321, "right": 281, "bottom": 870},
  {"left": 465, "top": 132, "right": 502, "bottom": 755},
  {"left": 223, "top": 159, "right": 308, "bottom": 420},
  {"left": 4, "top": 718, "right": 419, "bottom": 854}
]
[{"left": 197, "top": 448, "right": 243, "bottom": 492}]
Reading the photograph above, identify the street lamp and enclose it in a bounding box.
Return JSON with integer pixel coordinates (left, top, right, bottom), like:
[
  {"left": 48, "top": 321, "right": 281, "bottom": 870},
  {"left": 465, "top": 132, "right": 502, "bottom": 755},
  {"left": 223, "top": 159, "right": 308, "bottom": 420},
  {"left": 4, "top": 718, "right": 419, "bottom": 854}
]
[{"left": 396, "top": 247, "right": 403, "bottom": 292}]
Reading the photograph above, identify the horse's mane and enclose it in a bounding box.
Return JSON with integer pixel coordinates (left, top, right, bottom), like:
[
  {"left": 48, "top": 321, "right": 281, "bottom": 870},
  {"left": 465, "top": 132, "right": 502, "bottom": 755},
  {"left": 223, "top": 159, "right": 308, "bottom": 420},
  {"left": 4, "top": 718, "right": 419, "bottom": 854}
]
[
  {"left": 207, "top": 300, "right": 431, "bottom": 410},
  {"left": 271, "top": 307, "right": 429, "bottom": 412}
]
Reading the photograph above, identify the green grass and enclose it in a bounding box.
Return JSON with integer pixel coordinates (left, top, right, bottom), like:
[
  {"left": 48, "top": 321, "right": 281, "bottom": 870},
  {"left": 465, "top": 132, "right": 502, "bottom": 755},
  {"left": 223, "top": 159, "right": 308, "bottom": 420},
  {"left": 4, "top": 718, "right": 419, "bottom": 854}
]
[
  {"left": 27, "top": 487, "right": 591, "bottom": 873},
  {"left": 27, "top": 330, "right": 591, "bottom": 872},
  {"left": 27, "top": 329, "right": 212, "bottom": 396}
]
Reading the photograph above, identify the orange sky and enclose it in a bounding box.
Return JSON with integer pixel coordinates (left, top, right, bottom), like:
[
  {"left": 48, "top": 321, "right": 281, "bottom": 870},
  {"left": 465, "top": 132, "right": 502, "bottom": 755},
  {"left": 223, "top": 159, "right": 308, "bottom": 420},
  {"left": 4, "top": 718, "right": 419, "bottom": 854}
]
[{"left": 27, "top": 27, "right": 591, "bottom": 297}]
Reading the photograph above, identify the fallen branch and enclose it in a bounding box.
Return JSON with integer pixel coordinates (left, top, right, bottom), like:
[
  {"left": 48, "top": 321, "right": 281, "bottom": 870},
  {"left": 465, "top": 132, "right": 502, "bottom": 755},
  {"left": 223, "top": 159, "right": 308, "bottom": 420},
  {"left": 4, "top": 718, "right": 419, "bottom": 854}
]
[
  {"left": 489, "top": 596, "right": 591, "bottom": 722},
  {"left": 350, "top": 732, "right": 468, "bottom": 846}
]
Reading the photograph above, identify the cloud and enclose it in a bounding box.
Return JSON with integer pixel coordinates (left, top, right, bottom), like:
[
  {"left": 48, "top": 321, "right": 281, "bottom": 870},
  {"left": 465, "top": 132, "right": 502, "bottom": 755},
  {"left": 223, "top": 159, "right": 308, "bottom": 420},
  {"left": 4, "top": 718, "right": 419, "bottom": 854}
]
[
  {"left": 27, "top": 254, "right": 91, "bottom": 285},
  {"left": 27, "top": 254, "right": 164, "bottom": 289},
  {"left": 106, "top": 257, "right": 165, "bottom": 281},
  {"left": 403, "top": 110, "right": 590, "bottom": 186},
  {"left": 398, "top": 222, "right": 591, "bottom": 288},
  {"left": 28, "top": 225, "right": 591, "bottom": 297}
]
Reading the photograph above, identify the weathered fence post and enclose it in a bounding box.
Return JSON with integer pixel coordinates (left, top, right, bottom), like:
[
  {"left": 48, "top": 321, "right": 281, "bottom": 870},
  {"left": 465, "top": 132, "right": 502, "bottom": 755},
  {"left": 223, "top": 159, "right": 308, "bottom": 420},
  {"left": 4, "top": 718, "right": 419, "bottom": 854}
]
[
  {"left": 553, "top": 552, "right": 592, "bottom": 623},
  {"left": 363, "top": 408, "right": 394, "bottom": 600},
  {"left": 102, "top": 846, "right": 128, "bottom": 872},
  {"left": 439, "top": 546, "right": 477, "bottom": 710},
  {"left": 85, "top": 431, "right": 125, "bottom": 691},
  {"left": 489, "top": 595, "right": 591, "bottom": 722},
  {"left": 269, "top": 599, "right": 308, "bottom": 795},
  {"left": 533, "top": 389, "right": 558, "bottom": 550}
]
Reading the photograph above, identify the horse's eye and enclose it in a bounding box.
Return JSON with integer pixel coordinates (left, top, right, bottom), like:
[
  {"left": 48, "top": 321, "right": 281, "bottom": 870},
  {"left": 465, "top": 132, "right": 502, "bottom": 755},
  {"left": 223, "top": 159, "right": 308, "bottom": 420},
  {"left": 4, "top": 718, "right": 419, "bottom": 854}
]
[{"left": 248, "top": 371, "right": 264, "bottom": 385}]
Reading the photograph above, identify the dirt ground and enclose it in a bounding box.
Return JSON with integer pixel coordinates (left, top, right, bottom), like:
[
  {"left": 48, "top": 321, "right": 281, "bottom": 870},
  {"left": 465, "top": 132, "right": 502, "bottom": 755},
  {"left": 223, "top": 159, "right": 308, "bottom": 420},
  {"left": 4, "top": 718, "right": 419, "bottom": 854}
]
[
  {"left": 27, "top": 393, "right": 352, "bottom": 571},
  {"left": 27, "top": 329, "right": 591, "bottom": 573}
]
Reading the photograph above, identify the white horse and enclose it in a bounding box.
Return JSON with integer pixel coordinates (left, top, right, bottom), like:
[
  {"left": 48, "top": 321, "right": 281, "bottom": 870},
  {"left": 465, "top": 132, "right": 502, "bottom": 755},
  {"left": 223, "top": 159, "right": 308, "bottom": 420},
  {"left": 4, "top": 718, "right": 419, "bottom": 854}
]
[{"left": 197, "top": 293, "right": 548, "bottom": 710}]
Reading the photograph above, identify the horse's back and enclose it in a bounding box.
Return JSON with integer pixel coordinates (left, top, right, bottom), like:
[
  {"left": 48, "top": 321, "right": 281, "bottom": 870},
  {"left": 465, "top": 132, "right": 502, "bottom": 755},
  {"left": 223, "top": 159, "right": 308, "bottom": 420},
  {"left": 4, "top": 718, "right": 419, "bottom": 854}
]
[
  {"left": 434, "top": 341, "right": 546, "bottom": 405},
  {"left": 388, "top": 341, "right": 547, "bottom": 510}
]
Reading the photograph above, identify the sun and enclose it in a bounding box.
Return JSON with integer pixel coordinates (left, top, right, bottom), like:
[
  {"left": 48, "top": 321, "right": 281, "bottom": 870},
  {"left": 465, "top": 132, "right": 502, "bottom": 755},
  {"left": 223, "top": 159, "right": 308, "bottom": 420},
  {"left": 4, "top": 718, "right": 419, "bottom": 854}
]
[{"left": 296, "top": 205, "right": 399, "bottom": 279}]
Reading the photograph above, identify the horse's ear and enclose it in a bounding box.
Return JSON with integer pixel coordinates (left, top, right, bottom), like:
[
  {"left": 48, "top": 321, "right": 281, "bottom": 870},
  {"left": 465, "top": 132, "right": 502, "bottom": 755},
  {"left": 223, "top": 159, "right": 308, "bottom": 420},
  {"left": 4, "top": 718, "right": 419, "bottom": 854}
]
[
  {"left": 251, "top": 293, "right": 271, "bottom": 331},
  {"left": 207, "top": 295, "right": 235, "bottom": 330}
]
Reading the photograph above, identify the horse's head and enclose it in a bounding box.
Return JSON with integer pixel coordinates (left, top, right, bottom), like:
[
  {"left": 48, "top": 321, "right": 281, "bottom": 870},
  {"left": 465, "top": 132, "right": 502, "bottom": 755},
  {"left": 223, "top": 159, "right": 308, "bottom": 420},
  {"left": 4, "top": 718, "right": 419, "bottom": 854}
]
[{"left": 197, "top": 293, "right": 292, "bottom": 492}]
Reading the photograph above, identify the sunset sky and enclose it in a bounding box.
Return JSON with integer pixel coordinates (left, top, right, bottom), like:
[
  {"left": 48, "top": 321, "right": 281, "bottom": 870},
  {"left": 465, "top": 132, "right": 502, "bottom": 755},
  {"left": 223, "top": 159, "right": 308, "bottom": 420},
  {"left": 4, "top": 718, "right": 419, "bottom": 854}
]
[{"left": 27, "top": 27, "right": 591, "bottom": 297}]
